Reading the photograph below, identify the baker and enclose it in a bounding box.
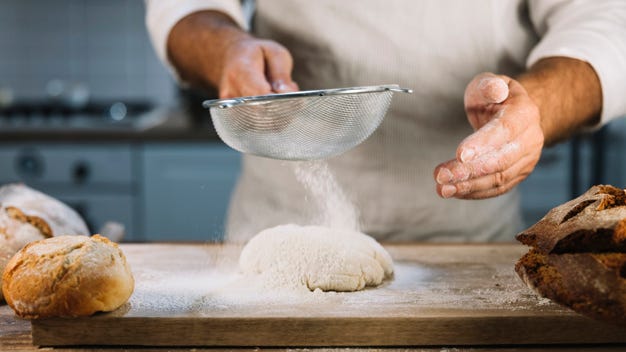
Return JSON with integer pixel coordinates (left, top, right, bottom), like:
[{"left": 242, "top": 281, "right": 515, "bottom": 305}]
[{"left": 146, "top": 0, "right": 626, "bottom": 242}]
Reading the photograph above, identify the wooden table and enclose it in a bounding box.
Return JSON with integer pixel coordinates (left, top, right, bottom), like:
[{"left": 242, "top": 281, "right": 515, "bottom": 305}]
[{"left": 2, "top": 243, "right": 626, "bottom": 351}]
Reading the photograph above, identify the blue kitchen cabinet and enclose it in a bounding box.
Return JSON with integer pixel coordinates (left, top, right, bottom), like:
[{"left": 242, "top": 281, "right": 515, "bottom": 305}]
[
  {"left": 141, "top": 143, "right": 241, "bottom": 242},
  {"left": 0, "top": 143, "right": 139, "bottom": 240},
  {"left": 518, "top": 143, "right": 571, "bottom": 228}
]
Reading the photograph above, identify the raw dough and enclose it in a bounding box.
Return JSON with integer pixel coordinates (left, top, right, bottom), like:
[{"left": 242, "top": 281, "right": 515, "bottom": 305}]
[{"left": 239, "top": 224, "right": 393, "bottom": 291}]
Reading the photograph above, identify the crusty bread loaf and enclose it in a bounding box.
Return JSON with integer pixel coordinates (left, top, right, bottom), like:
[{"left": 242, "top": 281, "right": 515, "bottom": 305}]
[
  {"left": 2, "top": 235, "right": 134, "bottom": 318},
  {"left": 516, "top": 185, "right": 626, "bottom": 254},
  {"left": 0, "top": 208, "right": 47, "bottom": 301},
  {"left": 0, "top": 183, "right": 89, "bottom": 238},
  {"left": 0, "top": 184, "right": 90, "bottom": 302},
  {"left": 516, "top": 249, "right": 626, "bottom": 324},
  {"left": 515, "top": 185, "right": 626, "bottom": 325},
  {"left": 0, "top": 208, "right": 47, "bottom": 247},
  {"left": 0, "top": 236, "right": 16, "bottom": 301}
]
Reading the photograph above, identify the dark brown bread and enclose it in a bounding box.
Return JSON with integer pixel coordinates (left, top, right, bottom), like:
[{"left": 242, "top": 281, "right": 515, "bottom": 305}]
[
  {"left": 515, "top": 184, "right": 626, "bottom": 325},
  {"left": 516, "top": 185, "right": 626, "bottom": 254},
  {"left": 515, "top": 250, "right": 626, "bottom": 325}
]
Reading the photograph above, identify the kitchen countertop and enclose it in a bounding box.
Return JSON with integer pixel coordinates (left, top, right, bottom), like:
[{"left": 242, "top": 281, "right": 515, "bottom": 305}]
[
  {"left": 0, "top": 106, "right": 223, "bottom": 143},
  {"left": 2, "top": 243, "right": 626, "bottom": 351}
]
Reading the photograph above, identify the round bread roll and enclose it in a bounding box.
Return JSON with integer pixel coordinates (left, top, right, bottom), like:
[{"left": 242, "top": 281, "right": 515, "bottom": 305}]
[{"left": 2, "top": 235, "right": 134, "bottom": 318}]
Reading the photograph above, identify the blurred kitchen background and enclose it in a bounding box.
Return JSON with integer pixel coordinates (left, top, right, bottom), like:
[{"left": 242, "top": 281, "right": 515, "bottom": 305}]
[{"left": 0, "top": 0, "right": 624, "bottom": 242}]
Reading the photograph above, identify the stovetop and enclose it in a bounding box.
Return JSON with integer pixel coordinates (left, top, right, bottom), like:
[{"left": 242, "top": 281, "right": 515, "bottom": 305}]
[{"left": 0, "top": 100, "right": 157, "bottom": 131}]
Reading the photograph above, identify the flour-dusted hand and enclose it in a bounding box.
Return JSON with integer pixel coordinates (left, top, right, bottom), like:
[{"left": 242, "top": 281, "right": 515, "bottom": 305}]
[{"left": 434, "top": 73, "right": 544, "bottom": 199}]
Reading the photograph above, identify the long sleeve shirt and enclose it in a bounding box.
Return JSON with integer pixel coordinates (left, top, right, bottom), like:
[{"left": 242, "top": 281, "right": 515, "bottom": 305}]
[{"left": 146, "top": 0, "right": 626, "bottom": 242}]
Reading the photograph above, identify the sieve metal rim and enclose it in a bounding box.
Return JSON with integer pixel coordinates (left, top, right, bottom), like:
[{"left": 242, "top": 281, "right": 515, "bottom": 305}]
[{"left": 202, "top": 84, "right": 413, "bottom": 109}]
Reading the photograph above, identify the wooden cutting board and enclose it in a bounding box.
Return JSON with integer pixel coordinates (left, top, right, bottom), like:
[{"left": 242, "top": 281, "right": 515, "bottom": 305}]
[{"left": 31, "top": 243, "right": 626, "bottom": 347}]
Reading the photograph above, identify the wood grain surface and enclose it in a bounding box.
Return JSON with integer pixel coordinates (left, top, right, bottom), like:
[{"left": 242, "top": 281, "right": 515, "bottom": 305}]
[{"left": 25, "top": 243, "right": 626, "bottom": 347}]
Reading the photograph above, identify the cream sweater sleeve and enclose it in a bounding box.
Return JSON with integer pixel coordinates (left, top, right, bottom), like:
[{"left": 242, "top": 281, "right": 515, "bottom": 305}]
[
  {"left": 527, "top": 0, "right": 626, "bottom": 124},
  {"left": 145, "top": 0, "right": 247, "bottom": 78}
]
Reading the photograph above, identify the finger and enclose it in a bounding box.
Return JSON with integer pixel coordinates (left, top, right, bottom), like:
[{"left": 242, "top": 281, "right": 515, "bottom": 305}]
[
  {"left": 239, "top": 55, "right": 275, "bottom": 97},
  {"left": 221, "top": 67, "right": 273, "bottom": 98},
  {"left": 456, "top": 112, "right": 508, "bottom": 162},
  {"left": 435, "top": 123, "right": 543, "bottom": 199},
  {"left": 286, "top": 80, "right": 300, "bottom": 91},
  {"left": 277, "top": 80, "right": 299, "bottom": 93},
  {"left": 219, "top": 45, "right": 273, "bottom": 98},
  {"left": 435, "top": 142, "right": 524, "bottom": 185},
  {"left": 261, "top": 41, "right": 298, "bottom": 93},
  {"left": 464, "top": 73, "right": 511, "bottom": 133},
  {"left": 455, "top": 175, "right": 527, "bottom": 200},
  {"left": 439, "top": 153, "right": 537, "bottom": 198},
  {"left": 219, "top": 67, "right": 272, "bottom": 98},
  {"left": 464, "top": 72, "right": 510, "bottom": 107}
]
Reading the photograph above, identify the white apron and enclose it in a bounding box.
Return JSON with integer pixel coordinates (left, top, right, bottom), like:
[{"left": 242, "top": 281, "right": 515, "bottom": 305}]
[{"left": 225, "top": 0, "right": 533, "bottom": 242}]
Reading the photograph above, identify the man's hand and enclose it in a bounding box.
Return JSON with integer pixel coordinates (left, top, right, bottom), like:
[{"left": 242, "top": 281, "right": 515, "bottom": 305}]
[
  {"left": 433, "top": 73, "right": 544, "bottom": 199},
  {"left": 433, "top": 57, "right": 602, "bottom": 200},
  {"left": 167, "top": 11, "right": 298, "bottom": 98},
  {"left": 219, "top": 38, "right": 299, "bottom": 98}
]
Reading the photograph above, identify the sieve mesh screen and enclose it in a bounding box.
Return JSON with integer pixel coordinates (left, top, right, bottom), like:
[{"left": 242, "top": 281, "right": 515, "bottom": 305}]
[{"left": 204, "top": 85, "right": 411, "bottom": 160}]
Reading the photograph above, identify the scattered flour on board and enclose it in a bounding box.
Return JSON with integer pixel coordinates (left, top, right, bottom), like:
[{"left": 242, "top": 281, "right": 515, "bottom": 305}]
[{"left": 127, "top": 256, "right": 558, "bottom": 315}]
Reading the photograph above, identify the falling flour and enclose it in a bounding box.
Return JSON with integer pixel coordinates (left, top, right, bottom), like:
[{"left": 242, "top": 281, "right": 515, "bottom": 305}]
[{"left": 292, "top": 160, "right": 360, "bottom": 231}]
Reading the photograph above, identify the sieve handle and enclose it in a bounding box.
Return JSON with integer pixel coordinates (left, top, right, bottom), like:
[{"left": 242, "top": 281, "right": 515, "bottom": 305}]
[{"left": 387, "top": 87, "right": 413, "bottom": 94}]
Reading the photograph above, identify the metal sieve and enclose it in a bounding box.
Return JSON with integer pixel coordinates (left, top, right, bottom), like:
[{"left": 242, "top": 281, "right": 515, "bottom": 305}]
[{"left": 202, "top": 84, "right": 412, "bottom": 160}]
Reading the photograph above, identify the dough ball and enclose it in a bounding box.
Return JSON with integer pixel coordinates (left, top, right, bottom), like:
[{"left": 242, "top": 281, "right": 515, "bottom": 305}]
[
  {"left": 239, "top": 224, "right": 393, "bottom": 292},
  {"left": 2, "top": 235, "right": 134, "bottom": 318}
]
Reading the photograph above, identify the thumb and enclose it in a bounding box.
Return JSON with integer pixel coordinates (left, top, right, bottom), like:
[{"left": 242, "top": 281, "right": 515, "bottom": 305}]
[
  {"left": 261, "top": 41, "right": 298, "bottom": 93},
  {"left": 464, "top": 73, "right": 510, "bottom": 106},
  {"left": 464, "top": 73, "right": 511, "bottom": 131}
]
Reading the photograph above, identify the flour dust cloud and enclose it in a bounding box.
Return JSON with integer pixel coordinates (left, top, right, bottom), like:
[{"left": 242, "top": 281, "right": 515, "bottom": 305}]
[{"left": 292, "top": 160, "right": 360, "bottom": 231}]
